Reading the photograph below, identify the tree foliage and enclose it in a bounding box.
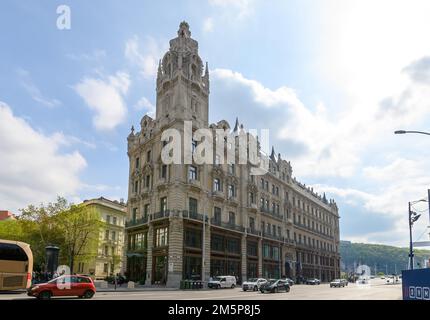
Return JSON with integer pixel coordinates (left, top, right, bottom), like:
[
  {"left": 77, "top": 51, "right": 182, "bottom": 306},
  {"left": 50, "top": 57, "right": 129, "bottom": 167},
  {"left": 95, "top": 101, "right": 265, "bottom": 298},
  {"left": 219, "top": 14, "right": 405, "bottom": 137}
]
[{"left": 0, "top": 197, "right": 104, "bottom": 273}]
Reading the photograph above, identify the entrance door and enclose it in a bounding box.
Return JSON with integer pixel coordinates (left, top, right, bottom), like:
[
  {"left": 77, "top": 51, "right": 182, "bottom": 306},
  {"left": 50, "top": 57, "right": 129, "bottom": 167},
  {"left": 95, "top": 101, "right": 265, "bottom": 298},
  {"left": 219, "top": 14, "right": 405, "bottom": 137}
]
[{"left": 153, "top": 255, "right": 167, "bottom": 285}]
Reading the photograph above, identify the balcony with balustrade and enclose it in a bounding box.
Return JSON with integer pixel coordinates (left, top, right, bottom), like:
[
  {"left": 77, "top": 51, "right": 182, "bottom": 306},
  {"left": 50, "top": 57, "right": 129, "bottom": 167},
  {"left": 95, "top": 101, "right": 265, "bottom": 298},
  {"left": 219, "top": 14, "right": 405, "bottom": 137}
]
[{"left": 210, "top": 218, "right": 244, "bottom": 233}]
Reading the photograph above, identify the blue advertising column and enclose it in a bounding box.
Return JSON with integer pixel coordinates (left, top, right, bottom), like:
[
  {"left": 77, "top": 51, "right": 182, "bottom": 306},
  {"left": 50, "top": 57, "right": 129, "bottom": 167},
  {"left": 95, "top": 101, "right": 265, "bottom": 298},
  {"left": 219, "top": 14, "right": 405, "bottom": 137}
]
[{"left": 402, "top": 268, "right": 430, "bottom": 300}]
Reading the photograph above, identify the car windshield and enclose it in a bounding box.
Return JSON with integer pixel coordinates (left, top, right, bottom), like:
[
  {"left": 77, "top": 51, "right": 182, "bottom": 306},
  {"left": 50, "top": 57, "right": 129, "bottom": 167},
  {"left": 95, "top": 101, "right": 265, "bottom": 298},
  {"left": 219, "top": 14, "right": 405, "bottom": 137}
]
[
  {"left": 248, "top": 278, "right": 257, "bottom": 282},
  {"left": 333, "top": 279, "right": 341, "bottom": 282},
  {"left": 267, "top": 280, "right": 277, "bottom": 284},
  {"left": 213, "top": 276, "right": 222, "bottom": 281}
]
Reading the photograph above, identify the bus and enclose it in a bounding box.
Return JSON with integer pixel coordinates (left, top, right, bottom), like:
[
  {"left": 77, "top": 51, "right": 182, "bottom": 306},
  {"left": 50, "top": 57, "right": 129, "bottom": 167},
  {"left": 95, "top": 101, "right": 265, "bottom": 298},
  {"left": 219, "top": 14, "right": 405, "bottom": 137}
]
[{"left": 0, "top": 240, "right": 33, "bottom": 290}]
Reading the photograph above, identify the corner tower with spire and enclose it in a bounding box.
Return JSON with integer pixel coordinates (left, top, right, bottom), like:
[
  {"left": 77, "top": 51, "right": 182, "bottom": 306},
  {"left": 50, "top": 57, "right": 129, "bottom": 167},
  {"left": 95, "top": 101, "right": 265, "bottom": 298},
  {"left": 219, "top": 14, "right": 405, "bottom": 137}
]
[{"left": 156, "top": 21, "right": 210, "bottom": 129}]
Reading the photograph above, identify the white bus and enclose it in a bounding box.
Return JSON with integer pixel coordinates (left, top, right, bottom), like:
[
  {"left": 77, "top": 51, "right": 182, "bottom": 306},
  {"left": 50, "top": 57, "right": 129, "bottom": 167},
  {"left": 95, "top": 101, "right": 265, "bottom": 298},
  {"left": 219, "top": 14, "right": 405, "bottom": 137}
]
[{"left": 0, "top": 240, "right": 33, "bottom": 290}]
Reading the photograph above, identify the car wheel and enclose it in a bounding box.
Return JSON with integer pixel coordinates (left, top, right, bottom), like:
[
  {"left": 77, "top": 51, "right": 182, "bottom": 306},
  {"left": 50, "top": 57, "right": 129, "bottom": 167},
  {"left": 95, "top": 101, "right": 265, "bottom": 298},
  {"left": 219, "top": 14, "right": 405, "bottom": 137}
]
[
  {"left": 253, "top": 286, "right": 258, "bottom": 291},
  {"left": 286, "top": 286, "right": 290, "bottom": 293},
  {"left": 38, "top": 291, "right": 52, "bottom": 300},
  {"left": 260, "top": 290, "right": 264, "bottom": 294},
  {"left": 231, "top": 284, "right": 235, "bottom": 289},
  {"left": 217, "top": 284, "right": 221, "bottom": 289},
  {"left": 83, "top": 290, "right": 94, "bottom": 299}
]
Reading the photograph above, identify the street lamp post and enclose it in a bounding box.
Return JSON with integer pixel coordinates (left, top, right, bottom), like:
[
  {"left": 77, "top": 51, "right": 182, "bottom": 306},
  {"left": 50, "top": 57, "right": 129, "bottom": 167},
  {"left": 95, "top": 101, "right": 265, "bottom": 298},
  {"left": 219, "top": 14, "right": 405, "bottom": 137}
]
[
  {"left": 408, "top": 202, "right": 413, "bottom": 270},
  {"left": 394, "top": 130, "right": 430, "bottom": 136},
  {"left": 408, "top": 199, "right": 425, "bottom": 270}
]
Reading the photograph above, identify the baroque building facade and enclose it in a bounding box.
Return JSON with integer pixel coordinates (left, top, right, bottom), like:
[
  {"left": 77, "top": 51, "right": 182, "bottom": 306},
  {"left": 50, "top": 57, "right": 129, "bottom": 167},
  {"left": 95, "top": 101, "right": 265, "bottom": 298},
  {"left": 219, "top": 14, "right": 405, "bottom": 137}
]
[
  {"left": 125, "top": 22, "right": 340, "bottom": 287},
  {"left": 80, "top": 197, "right": 127, "bottom": 279}
]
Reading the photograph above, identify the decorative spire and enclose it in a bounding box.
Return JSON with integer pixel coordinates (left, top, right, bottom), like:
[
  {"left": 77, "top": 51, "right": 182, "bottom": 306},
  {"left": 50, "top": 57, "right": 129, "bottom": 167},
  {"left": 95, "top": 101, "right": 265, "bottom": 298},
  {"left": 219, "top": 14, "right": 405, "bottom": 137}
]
[
  {"left": 233, "top": 117, "right": 239, "bottom": 132},
  {"left": 128, "top": 125, "right": 135, "bottom": 140},
  {"left": 178, "top": 21, "right": 191, "bottom": 38},
  {"left": 278, "top": 153, "right": 282, "bottom": 161},
  {"left": 323, "top": 192, "right": 327, "bottom": 203},
  {"left": 270, "top": 146, "right": 276, "bottom": 161}
]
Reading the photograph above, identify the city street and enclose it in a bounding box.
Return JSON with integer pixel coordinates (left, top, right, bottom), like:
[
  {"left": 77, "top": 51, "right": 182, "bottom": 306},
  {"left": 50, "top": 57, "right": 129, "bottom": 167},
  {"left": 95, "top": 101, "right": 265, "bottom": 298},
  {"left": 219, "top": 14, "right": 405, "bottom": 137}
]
[{"left": 0, "top": 279, "right": 402, "bottom": 300}]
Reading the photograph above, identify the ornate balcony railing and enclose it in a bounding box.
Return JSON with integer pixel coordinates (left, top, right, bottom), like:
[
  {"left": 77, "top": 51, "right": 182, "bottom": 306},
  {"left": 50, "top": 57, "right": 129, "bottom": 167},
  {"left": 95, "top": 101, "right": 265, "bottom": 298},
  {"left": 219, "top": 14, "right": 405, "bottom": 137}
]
[
  {"left": 246, "top": 228, "right": 261, "bottom": 236},
  {"left": 294, "top": 222, "right": 334, "bottom": 240},
  {"left": 182, "top": 210, "right": 205, "bottom": 222},
  {"left": 262, "top": 232, "right": 282, "bottom": 241},
  {"left": 260, "top": 207, "right": 284, "bottom": 221},
  {"left": 210, "top": 218, "right": 244, "bottom": 232},
  {"left": 125, "top": 215, "right": 149, "bottom": 228}
]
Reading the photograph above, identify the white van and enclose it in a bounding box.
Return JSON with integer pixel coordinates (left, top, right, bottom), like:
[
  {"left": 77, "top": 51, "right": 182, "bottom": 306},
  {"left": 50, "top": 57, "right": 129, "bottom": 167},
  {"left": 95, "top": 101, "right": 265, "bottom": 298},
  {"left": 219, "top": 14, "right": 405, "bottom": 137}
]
[{"left": 208, "top": 276, "right": 237, "bottom": 289}]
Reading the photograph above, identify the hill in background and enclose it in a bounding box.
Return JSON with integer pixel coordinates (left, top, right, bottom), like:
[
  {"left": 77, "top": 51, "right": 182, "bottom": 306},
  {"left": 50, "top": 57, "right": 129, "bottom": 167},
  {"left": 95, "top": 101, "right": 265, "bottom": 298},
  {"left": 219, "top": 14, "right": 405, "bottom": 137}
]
[{"left": 340, "top": 240, "right": 430, "bottom": 274}]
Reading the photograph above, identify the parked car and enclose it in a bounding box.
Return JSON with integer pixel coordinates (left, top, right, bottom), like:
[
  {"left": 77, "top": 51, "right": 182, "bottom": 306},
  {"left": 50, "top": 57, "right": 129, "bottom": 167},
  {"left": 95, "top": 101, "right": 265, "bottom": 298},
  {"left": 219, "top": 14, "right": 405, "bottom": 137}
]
[
  {"left": 242, "top": 278, "right": 267, "bottom": 291},
  {"left": 330, "top": 279, "right": 346, "bottom": 288},
  {"left": 260, "top": 279, "right": 290, "bottom": 293},
  {"left": 340, "top": 279, "right": 348, "bottom": 286},
  {"left": 284, "top": 278, "right": 295, "bottom": 286},
  {"left": 306, "top": 278, "right": 321, "bottom": 285},
  {"left": 208, "top": 276, "right": 237, "bottom": 289},
  {"left": 27, "top": 275, "right": 96, "bottom": 299}
]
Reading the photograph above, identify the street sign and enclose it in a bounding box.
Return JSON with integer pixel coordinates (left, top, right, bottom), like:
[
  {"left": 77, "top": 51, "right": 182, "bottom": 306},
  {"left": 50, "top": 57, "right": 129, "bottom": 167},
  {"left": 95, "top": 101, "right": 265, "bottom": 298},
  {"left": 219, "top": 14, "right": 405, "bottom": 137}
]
[
  {"left": 402, "top": 269, "right": 430, "bottom": 300},
  {"left": 413, "top": 241, "right": 430, "bottom": 247}
]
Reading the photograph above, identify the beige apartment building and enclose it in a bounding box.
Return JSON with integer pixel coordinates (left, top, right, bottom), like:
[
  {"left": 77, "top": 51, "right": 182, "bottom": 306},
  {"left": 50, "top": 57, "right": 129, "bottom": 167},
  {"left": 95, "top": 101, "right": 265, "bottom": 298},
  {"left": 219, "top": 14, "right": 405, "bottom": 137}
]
[
  {"left": 125, "top": 22, "right": 340, "bottom": 287},
  {"left": 79, "top": 197, "right": 127, "bottom": 279}
]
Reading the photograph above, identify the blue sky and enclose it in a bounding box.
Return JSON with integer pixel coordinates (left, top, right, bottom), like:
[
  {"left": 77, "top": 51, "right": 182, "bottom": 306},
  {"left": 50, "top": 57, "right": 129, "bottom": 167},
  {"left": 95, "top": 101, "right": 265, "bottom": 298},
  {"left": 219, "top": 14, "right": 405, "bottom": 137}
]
[{"left": 2, "top": 0, "right": 430, "bottom": 247}]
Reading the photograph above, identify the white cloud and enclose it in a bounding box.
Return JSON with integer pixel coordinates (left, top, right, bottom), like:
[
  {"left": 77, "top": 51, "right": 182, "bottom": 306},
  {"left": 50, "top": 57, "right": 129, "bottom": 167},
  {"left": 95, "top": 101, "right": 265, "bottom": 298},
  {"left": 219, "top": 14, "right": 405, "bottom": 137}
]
[
  {"left": 17, "top": 69, "right": 61, "bottom": 108},
  {"left": 51, "top": 132, "right": 96, "bottom": 149},
  {"left": 208, "top": 0, "right": 254, "bottom": 19},
  {"left": 203, "top": 17, "right": 214, "bottom": 33},
  {"left": 74, "top": 71, "right": 130, "bottom": 131},
  {"left": 134, "top": 97, "right": 155, "bottom": 117},
  {"left": 66, "top": 49, "right": 107, "bottom": 62},
  {"left": 313, "top": 157, "right": 430, "bottom": 246},
  {"left": 203, "top": 0, "right": 255, "bottom": 34},
  {"left": 0, "top": 102, "right": 87, "bottom": 213},
  {"left": 211, "top": 67, "right": 430, "bottom": 179},
  {"left": 125, "top": 35, "right": 167, "bottom": 79}
]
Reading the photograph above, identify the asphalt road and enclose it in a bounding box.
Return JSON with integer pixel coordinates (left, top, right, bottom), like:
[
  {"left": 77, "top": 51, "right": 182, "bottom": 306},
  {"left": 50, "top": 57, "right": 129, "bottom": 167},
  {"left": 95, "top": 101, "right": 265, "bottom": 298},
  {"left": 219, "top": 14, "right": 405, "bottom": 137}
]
[{"left": 0, "top": 279, "right": 402, "bottom": 300}]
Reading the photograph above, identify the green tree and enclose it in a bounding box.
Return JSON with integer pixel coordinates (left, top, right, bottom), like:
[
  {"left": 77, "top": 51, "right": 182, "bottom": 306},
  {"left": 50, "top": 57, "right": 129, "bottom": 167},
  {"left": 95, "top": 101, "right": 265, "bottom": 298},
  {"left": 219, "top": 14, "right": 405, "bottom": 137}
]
[
  {"left": 0, "top": 219, "right": 25, "bottom": 241},
  {"left": 18, "top": 197, "right": 68, "bottom": 269},
  {"left": 55, "top": 204, "right": 104, "bottom": 273}
]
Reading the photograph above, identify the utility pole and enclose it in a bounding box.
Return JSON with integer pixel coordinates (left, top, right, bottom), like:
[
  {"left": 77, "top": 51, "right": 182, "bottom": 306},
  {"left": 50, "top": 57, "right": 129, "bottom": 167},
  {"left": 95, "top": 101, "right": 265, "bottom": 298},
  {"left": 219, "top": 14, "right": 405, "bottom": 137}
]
[
  {"left": 409, "top": 202, "right": 414, "bottom": 270},
  {"left": 428, "top": 189, "right": 430, "bottom": 240}
]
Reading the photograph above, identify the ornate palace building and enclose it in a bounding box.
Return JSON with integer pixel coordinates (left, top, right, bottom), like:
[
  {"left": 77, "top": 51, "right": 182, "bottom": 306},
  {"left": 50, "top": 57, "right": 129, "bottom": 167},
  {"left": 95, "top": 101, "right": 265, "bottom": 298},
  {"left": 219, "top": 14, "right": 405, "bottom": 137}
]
[{"left": 125, "top": 22, "right": 340, "bottom": 287}]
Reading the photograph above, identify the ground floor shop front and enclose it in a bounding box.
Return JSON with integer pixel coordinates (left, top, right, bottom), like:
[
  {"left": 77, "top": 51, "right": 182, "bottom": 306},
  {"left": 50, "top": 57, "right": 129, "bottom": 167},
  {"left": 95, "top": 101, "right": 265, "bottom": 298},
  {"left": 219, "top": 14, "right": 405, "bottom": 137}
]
[{"left": 125, "top": 217, "right": 340, "bottom": 287}]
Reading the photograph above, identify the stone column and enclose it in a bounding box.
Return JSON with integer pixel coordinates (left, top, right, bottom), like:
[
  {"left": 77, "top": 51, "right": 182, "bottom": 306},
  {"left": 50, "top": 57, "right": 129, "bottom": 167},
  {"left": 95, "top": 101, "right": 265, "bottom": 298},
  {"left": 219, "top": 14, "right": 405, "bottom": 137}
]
[
  {"left": 258, "top": 238, "right": 263, "bottom": 277},
  {"left": 203, "top": 223, "right": 211, "bottom": 282},
  {"left": 166, "top": 217, "right": 183, "bottom": 288},
  {"left": 145, "top": 224, "right": 154, "bottom": 285},
  {"left": 241, "top": 234, "right": 247, "bottom": 282},
  {"left": 281, "top": 245, "right": 286, "bottom": 277}
]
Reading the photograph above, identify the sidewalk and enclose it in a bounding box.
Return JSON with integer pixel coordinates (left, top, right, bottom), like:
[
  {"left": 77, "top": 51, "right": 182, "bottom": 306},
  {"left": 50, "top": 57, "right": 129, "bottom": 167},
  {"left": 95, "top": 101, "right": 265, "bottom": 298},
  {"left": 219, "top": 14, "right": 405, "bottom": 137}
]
[
  {"left": 95, "top": 284, "right": 215, "bottom": 292},
  {"left": 95, "top": 284, "right": 179, "bottom": 292}
]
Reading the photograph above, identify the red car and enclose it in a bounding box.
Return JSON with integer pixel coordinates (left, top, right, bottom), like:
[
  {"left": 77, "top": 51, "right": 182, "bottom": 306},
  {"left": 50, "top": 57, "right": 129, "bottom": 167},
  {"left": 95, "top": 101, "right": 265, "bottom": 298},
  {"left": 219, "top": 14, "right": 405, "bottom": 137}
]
[{"left": 27, "top": 275, "right": 96, "bottom": 299}]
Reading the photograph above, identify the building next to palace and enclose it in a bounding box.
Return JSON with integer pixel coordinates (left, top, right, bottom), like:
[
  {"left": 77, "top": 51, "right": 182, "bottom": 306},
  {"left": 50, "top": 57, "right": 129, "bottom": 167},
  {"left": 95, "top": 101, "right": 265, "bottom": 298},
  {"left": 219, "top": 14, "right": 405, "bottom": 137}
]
[
  {"left": 124, "top": 22, "right": 341, "bottom": 287},
  {"left": 80, "top": 197, "right": 127, "bottom": 279}
]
